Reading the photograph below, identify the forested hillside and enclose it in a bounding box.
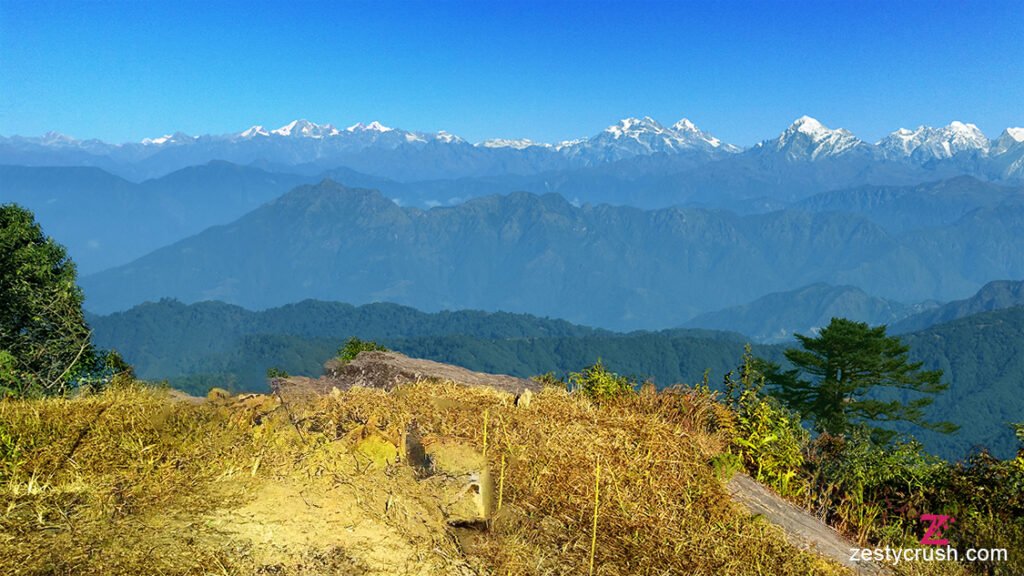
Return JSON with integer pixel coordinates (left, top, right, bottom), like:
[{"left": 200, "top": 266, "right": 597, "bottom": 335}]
[
  {"left": 901, "top": 306, "right": 1024, "bottom": 459},
  {"left": 89, "top": 299, "right": 1024, "bottom": 460},
  {"left": 81, "top": 179, "right": 1024, "bottom": 329}
]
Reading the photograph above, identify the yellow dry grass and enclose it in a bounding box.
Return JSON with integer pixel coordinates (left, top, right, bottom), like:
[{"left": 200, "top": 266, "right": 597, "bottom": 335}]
[{"left": 0, "top": 379, "right": 853, "bottom": 575}]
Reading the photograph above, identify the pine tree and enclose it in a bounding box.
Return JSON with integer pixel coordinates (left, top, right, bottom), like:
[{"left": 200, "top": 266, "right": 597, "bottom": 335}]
[{"left": 763, "top": 317, "right": 957, "bottom": 443}]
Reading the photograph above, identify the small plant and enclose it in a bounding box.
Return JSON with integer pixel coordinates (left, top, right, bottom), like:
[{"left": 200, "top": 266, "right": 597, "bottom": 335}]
[
  {"left": 710, "top": 452, "right": 743, "bottom": 480},
  {"left": 567, "top": 359, "right": 637, "bottom": 401},
  {"left": 0, "top": 350, "right": 26, "bottom": 398},
  {"left": 266, "top": 367, "right": 290, "bottom": 379},
  {"left": 531, "top": 371, "right": 564, "bottom": 388},
  {"left": 336, "top": 337, "right": 389, "bottom": 364},
  {"left": 724, "top": 346, "right": 808, "bottom": 496}
]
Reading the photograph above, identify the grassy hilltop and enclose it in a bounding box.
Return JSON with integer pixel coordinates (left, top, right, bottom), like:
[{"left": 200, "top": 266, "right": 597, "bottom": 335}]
[{"left": 1, "top": 379, "right": 853, "bottom": 576}]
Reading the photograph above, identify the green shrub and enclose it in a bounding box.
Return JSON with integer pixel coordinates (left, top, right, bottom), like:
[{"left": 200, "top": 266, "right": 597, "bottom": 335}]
[
  {"left": 567, "top": 359, "right": 637, "bottom": 400},
  {"left": 336, "top": 337, "right": 389, "bottom": 364},
  {"left": 0, "top": 350, "right": 24, "bottom": 398},
  {"left": 724, "top": 346, "right": 808, "bottom": 496},
  {"left": 710, "top": 452, "right": 743, "bottom": 480},
  {"left": 266, "top": 367, "right": 289, "bottom": 379}
]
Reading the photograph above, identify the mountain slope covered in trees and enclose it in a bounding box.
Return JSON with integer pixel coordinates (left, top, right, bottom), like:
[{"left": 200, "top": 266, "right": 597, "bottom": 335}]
[
  {"left": 81, "top": 179, "right": 1024, "bottom": 329},
  {"left": 88, "top": 298, "right": 1024, "bottom": 460}
]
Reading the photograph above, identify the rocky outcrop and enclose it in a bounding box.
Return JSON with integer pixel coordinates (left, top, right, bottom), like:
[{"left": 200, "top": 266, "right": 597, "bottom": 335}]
[{"left": 274, "top": 350, "right": 539, "bottom": 399}]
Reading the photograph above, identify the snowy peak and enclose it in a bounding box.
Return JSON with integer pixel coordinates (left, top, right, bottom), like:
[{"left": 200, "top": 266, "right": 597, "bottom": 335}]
[
  {"left": 477, "top": 138, "right": 550, "bottom": 150},
  {"left": 782, "top": 116, "right": 857, "bottom": 142},
  {"left": 603, "top": 116, "right": 666, "bottom": 138},
  {"left": 141, "top": 132, "right": 195, "bottom": 146},
  {"left": 431, "top": 130, "right": 465, "bottom": 144},
  {"left": 672, "top": 118, "right": 699, "bottom": 133},
  {"left": 271, "top": 119, "right": 338, "bottom": 138},
  {"left": 671, "top": 118, "right": 737, "bottom": 151},
  {"left": 346, "top": 121, "right": 393, "bottom": 133},
  {"left": 990, "top": 127, "right": 1024, "bottom": 157},
  {"left": 41, "top": 131, "right": 78, "bottom": 145},
  {"left": 141, "top": 134, "right": 174, "bottom": 145},
  {"left": 878, "top": 122, "right": 990, "bottom": 160},
  {"left": 239, "top": 125, "right": 269, "bottom": 138},
  {"left": 763, "top": 116, "right": 865, "bottom": 160},
  {"left": 558, "top": 116, "right": 738, "bottom": 162},
  {"left": 788, "top": 115, "right": 829, "bottom": 137}
]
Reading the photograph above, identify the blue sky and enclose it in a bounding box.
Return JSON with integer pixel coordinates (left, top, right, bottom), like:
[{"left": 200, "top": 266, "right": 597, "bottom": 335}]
[{"left": 1, "top": 0, "right": 1021, "bottom": 146}]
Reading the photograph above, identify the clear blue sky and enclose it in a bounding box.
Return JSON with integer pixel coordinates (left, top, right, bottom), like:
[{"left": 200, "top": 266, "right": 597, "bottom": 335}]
[{"left": 1, "top": 0, "right": 1021, "bottom": 146}]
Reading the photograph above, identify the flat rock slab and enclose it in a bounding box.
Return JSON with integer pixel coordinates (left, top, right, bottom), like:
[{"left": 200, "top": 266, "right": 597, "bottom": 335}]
[
  {"left": 727, "top": 473, "right": 889, "bottom": 575},
  {"left": 274, "top": 351, "right": 539, "bottom": 398}
]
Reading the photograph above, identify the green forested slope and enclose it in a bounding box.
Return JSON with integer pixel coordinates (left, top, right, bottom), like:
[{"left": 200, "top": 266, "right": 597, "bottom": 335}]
[
  {"left": 89, "top": 299, "right": 1024, "bottom": 460},
  {"left": 901, "top": 306, "right": 1024, "bottom": 460}
]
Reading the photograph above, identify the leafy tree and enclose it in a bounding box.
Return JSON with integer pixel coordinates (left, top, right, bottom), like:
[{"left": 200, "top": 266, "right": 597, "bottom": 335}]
[
  {"left": 0, "top": 204, "right": 95, "bottom": 396},
  {"left": 763, "top": 318, "right": 957, "bottom": 443}
]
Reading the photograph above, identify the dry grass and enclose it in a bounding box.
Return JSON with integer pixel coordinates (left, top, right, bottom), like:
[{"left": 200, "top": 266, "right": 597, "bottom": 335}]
[
  {"left": 304, "top": 381, "right": 849, "bottom": 575},
  {"left": 0, "top": 380, "right": 853, "bottom": 575}
]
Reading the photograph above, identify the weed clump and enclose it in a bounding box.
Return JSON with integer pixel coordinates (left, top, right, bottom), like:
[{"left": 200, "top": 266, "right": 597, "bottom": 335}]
[
  {"left": 336, "top": 337, "right": 389, "bottom": 364},
  {"left": 566, "top": 358, "right": 637, "bottom": 401}
]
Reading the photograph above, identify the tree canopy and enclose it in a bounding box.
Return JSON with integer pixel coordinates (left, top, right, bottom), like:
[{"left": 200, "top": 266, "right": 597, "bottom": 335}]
[
  {"left": 0, "top": 204, "right": 95, "bottom": 395},
  {"left": 763, "top": 317, "right": 957, "bottom": 443}
]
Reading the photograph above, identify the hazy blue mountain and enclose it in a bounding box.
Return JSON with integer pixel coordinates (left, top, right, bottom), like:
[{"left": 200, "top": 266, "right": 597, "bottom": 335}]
[
  {"left": 0, "top": 162, "right": 312, "bottom": 272},
  {"left": 11, "top": 162, "right": 1009, "bottom": 285},
  {"left": 891, "top": 280, "right": 1024, "bottom": 333},
  {"left": 77, "top": 180, "right": 885, "bottom": 326},
  {"left": 794, "top": 176, "right": 1023, "bottom": 234},
  {"left": 80, "top": 179, "right": 1024, "bottom": 329},
  {"left": 685, "top": 283, "right": 932, "bottom": 343}
]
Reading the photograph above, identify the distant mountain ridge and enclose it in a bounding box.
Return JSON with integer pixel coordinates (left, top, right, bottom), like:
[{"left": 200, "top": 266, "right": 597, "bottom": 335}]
[
  {"left": 0, "top": 162, "right": 312, "bottom": 272},
  {"left": 793, "top": 176, "right": 1023, "bottom": 233},
  {"left": 892, "top": 280, "right": 1024, "bottom": 333},
  {"left": 4, "top": 116, "right": 1022, "bottom": 182},
  {"left": 685, "top": 283, "right": 934, "bottom": 343},
  {"left": 80, "top": 178, "right": 1024, "bottom": 329}
]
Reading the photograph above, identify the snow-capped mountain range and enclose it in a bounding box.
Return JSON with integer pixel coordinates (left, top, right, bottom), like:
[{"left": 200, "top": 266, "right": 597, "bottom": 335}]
[
  {"left": 756, "top": 116, "right": 869, "bottom": 160},
  {"left": 3, "top": 115, "right": 1022, "bottom": 181}
]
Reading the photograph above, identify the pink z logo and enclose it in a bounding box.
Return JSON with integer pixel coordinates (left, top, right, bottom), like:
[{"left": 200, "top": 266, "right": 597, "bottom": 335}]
[{"left": 920, "top": 514, "right": 955, "bottom": 546}]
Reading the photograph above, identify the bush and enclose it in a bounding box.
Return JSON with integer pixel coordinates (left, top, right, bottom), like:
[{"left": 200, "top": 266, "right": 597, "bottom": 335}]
[
  {"left": 567, "top": 359, "right": 637, "bottom": 400},
  {"left": 336, "top": 337, "right": 389, "bottom": 364},
  {"left": 723, "top": 346, "right": 808, "bottom": 496},
  {"left": 266, "top": 367, "right": 290, "bottom": 379}
]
